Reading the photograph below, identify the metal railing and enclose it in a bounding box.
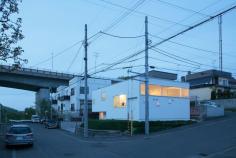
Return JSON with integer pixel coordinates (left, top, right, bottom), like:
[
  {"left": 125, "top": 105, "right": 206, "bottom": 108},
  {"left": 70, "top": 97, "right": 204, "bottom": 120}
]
[{"left": 0, "top": 64, "right": 76, "bottom": 78}]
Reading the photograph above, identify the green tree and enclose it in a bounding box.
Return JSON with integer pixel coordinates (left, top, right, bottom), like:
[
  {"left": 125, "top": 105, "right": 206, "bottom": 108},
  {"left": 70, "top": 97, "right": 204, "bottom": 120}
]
[
  {"left": 24, "top": 107, "right": 36, "bottom": 119},
  {"left": 0, "top": 0, "right": 27, "bottom": 65},
  {"left": 37, "top": 99, "right": 51, "bottom": 118}
]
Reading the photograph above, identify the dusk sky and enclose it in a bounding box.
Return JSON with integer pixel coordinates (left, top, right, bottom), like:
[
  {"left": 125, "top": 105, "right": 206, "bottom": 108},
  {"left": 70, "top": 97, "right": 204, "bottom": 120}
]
[{"left": 0, "top": 0, "right": 236, "bottom": 110}]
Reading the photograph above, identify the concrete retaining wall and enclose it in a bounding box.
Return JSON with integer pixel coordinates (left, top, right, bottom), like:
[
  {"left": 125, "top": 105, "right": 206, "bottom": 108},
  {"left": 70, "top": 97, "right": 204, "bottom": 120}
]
[{"left": 213, "top": 99, "right": 236, "bottom": 109}]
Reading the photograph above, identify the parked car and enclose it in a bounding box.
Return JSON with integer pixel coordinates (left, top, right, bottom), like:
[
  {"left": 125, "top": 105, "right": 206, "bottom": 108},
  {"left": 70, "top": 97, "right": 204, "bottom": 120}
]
[
  {"left": 5, "top": 124, "right": 34, "bottom": 147},
  {"left": 44, "top": 120, "right": 59, "bottom": 129},
  {"left": 40, "top": 118, "right": 46, "bottom": 124},
  {"left": 31, "top": 115, "right": 40, "bottom": 123}
]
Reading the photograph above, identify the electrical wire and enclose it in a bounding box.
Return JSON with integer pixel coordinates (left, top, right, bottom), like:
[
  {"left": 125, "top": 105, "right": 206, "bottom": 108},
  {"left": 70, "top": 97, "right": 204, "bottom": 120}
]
[
  {"left": 98, "top": 0, "right": 190, "bottom": 27},
  {"left": 153, "top": 0, "right": 210, "bottom": 17},
  {"left": 149, "top": 33, "right": 236, "bottom": 58},
  {"left": 100, "top": 31, "right": 144, "bottom": 39},
  {"left": 156, "top": 0, "right": 223, "bottom": 35},
  {"left": 66, "top": 43, "right": 84, "bottom": 72}
]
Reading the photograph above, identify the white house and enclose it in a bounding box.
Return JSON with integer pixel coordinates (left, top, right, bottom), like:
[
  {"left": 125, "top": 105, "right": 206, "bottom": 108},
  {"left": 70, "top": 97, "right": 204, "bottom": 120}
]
[
  {"left": 69, "top": 76, "right": 114, "bottom": 114},
  {"left": 92, "top": 73, "right": 190, "bottom": 121},
  {"left": 51, "top": 76, "right": 118, "bottom": 117}
]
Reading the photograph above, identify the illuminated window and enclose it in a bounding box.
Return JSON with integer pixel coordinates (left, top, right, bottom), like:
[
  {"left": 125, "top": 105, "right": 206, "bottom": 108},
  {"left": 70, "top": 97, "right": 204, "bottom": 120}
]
[
  {"left": 113, "top": 94, "right": 127, "bottom": 108},
  {"left": 166, "top": 87, "right": 180, "bottom": 97},
  {"left": 181, "top": 89, "right": 189, "bottom": 97},
  {"left": 140, "top": 84, "right": 189, "bottom": 98},
  {"left": 140, "top": 84, "right": 161, "bottom": 96}
]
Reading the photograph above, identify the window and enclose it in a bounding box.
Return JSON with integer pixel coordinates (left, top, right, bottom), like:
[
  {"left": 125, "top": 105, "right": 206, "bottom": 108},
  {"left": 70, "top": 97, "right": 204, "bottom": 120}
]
[
  {"left": 113, "top": 94, "right": 127, "bottom": 108},
  {"left": 71, "top": 104, "right": 75, "bottom": 111},
  {"left": 166, "top": 87, "right": 181, "bottom": 97},
  {"left": 181, "top": 89, "right": 189, "bottom": 97},
  {"left": 80, "top": 87, "right": 89, "bottom": 94},
  {"left": 140, "top": 84, "right": 161, "bottom": 96},
  {"left": 101, "top": 91, "right": 107, "bottom": 101},
  {"left": 140, "top": 84, "right": 189, "bottom": 98},
  {"left": 71, "top": 88, "right": 75, "bottom": 96}
]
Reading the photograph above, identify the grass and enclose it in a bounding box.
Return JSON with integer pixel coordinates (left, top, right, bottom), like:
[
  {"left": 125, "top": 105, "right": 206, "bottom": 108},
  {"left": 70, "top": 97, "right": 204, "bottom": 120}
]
[{"left": 81, "top": 119, "right": 195, "bottom": 134}]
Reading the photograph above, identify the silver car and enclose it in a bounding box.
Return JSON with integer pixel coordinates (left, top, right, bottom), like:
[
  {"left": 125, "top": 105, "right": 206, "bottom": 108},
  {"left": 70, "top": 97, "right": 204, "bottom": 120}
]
[{"left": 5, "top": 124, "right": 34, "bottom": 147}]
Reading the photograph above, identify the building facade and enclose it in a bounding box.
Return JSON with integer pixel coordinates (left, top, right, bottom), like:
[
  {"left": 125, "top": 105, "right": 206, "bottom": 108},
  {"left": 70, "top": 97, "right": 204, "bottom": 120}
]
[
  {"left": 182, "top": 69, "right": 236, "bottom": 101},
  {"left": 92, "top": 74, "right": 190, "bottom": 121}
]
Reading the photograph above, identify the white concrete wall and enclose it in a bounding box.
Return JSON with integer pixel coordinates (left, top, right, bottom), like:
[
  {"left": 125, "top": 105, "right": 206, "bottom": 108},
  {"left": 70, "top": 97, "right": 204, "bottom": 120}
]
[
  {"left": 93, "top": 77, "right": 190, "bottom": 121},
  {"left": 139, "top": 96, "right": 190, "bottom": 121},
  {"left": 92, "top": 80, "right": 140, "bottom": 120},
  {"left": 69, "top": 77, "right": 112, "bottom": 111},
  {"left": 190, "top": 87, "right": 212, "bottom": 101}
]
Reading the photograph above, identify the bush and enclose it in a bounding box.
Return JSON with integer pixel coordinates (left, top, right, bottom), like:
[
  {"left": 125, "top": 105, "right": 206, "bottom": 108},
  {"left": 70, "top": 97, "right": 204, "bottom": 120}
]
[{"left": 81, "top": 119, "right": 195, "bottom": 134}]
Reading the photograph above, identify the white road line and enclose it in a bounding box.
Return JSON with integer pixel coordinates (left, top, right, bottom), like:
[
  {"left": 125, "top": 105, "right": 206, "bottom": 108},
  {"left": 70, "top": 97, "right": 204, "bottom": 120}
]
[{"left": 12, "top": 149, "right": 16, "bottom": 158}]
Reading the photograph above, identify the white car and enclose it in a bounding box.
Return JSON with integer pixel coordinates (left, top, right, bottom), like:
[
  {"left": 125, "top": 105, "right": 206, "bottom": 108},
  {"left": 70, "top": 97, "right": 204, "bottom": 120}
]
[{"left": 31, "top": 115, "right": 40, "bottom": 123}]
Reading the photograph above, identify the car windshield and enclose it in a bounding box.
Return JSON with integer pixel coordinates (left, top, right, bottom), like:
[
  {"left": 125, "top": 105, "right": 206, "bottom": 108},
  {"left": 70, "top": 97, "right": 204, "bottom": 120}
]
[{"left": 9, "top": 127, "right": 31, "bottom": 134}]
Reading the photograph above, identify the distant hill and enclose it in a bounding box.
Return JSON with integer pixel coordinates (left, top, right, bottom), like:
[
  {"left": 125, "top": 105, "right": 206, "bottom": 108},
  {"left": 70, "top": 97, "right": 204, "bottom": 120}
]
[{"left": 0, "top": 103, "right": 25, "bottom": 123}]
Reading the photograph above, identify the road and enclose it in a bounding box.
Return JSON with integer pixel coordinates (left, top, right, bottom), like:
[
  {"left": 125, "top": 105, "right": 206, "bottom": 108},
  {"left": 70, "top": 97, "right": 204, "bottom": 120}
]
[{"left": 1, "top": 113, "right": 236, "bottom": 158}]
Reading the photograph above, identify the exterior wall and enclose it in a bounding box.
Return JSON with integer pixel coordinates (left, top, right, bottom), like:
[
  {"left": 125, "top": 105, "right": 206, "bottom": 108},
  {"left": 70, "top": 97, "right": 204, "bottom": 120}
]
[
  {"left": 56, "top": 86, "right": 70, "bottom": 112},
  {"left": 190, "top": 87, "right": 212, "bottom": 101},
  {"left": 139, "top": 77, "right": 190, "bottom": 121},
  {"left": 139, "top": 96, "right": 190, "bottom": 121},
  {"left": 93, "top": 77, "right": 190, "bottom": 121},
  {"left": 92, "top": 80, "right": 140, "bottom": 120},
  {"left": 69, "top": 77, "right": 112, "bottom": 112},
  {"left": 213, "top": 99, "right": 236, "bottom": 109}
]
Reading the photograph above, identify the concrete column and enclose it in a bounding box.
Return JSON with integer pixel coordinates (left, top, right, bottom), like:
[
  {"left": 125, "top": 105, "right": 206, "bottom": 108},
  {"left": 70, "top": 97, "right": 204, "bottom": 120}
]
[{"left": 35, "top": 88, "right": 50, "bottom": 114}]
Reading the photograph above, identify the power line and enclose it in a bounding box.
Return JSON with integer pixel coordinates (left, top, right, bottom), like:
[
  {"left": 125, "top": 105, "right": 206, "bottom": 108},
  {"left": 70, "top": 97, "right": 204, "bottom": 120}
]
[
  {"left": 91, "top": 0, "right": 146, "bottom": 42},
  {"left": 100, "top": 31, "right": 144, "bottom": 39},
  {"left": 89, "top": 5, "right": 236, "bottom": 77},
  {"left": 153, "top": 0, "right": 210, "bottom": 17},
  {"left": 66, "top": 43, "right": 83, "bottom": 72},
  {"left": 30, "top": 40, "right": 83, "bottom": 68},
  {"left": 151, "top": 48, "right": 201, "bottom": 67},
  {"left": 149, "top": 33, "right": 236, "bottom": 58},
  {"left": 149, "top": 56, "right": 200, "bottom": 69},
  {"left": 98, "top": 0, "right": 190, "bottom": 27},
  {"left": 156, "top": 0, "right": 223, "bottom": 35}
]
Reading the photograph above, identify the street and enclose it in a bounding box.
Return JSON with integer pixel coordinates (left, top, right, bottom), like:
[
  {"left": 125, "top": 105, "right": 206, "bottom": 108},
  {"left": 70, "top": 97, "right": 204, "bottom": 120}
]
[{"left": 1, "top": 113, "right": 236, "bottom": 158}]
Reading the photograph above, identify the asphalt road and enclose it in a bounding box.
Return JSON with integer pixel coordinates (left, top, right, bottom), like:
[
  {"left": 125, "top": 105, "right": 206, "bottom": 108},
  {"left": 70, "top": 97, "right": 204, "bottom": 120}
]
[{"left": 1, "top": 113, "right": 236, "bottom": 158}]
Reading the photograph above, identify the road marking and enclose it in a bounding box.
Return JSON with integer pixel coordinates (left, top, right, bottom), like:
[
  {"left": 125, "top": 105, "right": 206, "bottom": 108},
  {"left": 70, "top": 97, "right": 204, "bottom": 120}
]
[{"left": 12, "top": 149, "right": 16, "bottom": 158}]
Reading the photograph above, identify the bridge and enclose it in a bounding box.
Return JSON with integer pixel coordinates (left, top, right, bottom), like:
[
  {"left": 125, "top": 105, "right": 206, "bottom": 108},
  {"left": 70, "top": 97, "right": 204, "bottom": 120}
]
[{"left": 0, "top": 65, "right": 76, "bottom": 109}]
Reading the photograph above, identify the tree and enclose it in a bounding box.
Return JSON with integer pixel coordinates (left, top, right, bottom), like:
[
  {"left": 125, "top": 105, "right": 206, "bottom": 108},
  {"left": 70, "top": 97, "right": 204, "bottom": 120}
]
[
  {"left": 36, "top": 99, "right": 51, "bottom": 118},
  {"left": 24, "top": 107, "right": 36, "bottom": 119},
  {"left": 0, "top": 0, "right": 27, "bottom": 65}
]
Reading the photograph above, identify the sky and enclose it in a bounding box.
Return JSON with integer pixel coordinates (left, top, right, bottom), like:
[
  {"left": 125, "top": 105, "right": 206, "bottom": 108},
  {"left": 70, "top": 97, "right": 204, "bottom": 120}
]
[{"left": 0, "top": 0, "right": 236, "bottom": 111}]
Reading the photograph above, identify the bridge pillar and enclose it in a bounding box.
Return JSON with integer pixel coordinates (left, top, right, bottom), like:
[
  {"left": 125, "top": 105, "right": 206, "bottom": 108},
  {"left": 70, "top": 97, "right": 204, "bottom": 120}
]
[{"left": 35, "top": 88, "right": 50, "bottom": 113}]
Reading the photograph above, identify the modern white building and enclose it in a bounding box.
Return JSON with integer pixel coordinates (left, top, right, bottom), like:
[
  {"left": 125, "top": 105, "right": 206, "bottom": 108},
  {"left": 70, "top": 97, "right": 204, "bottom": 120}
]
[
  {"left": 69, "top": 76, "right": 114, "bottom": 114},
  {"left": 51, "top": 76, "right": 118, "bottom": 117},
  {"left": 92, "top": 72, "right": 190, "bottom": 121}
]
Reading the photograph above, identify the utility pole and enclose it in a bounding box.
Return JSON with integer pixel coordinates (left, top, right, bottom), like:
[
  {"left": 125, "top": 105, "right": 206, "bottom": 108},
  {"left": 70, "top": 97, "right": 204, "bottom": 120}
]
[
  {"left": 144, "top": 16, "right": 149, "bottom": 136},
  {"left": 83, "top": 24, "right": 88, "bottom": 138},
  {"left": 218, "top": 15, "right": 223, "bottom": 71}
]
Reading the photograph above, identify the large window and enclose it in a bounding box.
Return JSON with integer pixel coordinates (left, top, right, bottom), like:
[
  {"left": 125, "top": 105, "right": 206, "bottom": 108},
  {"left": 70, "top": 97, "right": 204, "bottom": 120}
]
[
  {"left": 113, "top": 94, "right": 127, "bottom": 108},
  {"left": 140, "top": 84, "right": 161, "bottom": 96},
  {"left": 140, "top": 84, "right": 189, "bottom": 97}
]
